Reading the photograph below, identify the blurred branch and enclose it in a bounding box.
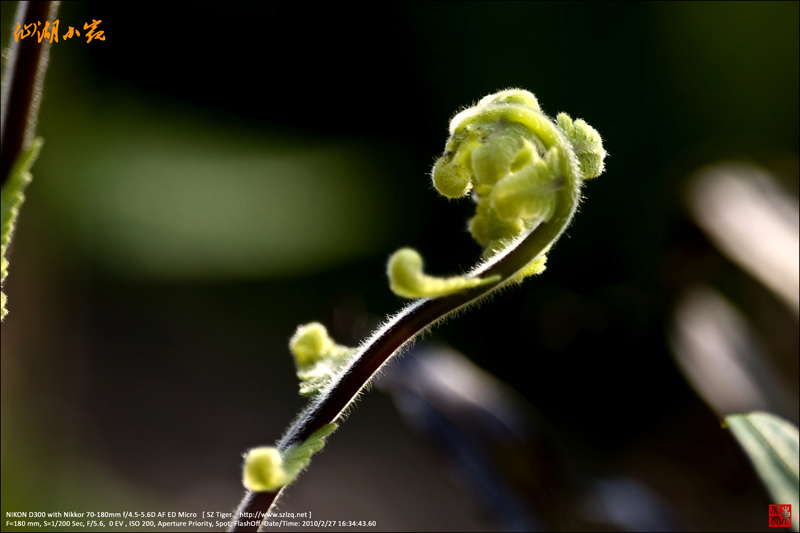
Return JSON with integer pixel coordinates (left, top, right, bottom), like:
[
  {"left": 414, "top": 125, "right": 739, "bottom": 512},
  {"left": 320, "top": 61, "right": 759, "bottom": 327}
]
[
  {"left": 378, "top": 346, "right": 574, "bottom": 531},
  {"left": 670, "top": 287, "right": 798, "bottom": 423},
  {"left": 0, "top": 1, "right": 58, "bottom": 186},
  {"left": 379, "top": 346, "right": 684, "bottom": 532},
  {"left": 688, "top": 164, "right": 800, "bottom": 316}
]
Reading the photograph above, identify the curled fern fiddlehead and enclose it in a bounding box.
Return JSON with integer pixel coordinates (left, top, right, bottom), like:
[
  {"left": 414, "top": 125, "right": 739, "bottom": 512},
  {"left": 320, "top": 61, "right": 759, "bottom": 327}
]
[
  {"left": 388, "top": 88, "right": 606, "bottom": 297},
  {"left": 232, "top": 89, "right": 606, "bottom": 532}
]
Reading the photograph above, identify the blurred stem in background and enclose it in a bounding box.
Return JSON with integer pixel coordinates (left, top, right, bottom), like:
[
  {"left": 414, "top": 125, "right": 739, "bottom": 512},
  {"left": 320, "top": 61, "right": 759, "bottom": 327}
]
[
  {"left": 1, "top": 1, "right": 57, "bottom": 185},
  {"left": 1, "top": 1, "right": 58, "bottom": 319},
  {"left": 379, "top": 345, "right": 683, "bottom": 531}
]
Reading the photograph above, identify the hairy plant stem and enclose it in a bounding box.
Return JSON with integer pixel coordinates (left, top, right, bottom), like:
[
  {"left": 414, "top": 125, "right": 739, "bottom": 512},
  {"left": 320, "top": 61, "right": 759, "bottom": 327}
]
[
  {"left": 230, "top": 174, "right": 579, "bottom": 532},
  {"left": 0, "top": 1, "right": 58, "bottom": 186}
]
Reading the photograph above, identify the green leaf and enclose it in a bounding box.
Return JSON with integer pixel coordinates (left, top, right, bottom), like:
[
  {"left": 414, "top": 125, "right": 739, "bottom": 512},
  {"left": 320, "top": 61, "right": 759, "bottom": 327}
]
[
  {"left": 725, "top": 411, "right": 799, "bottom": 530},
  {"left": 1, "top": 138, "right": 42, "bottom": 320}
]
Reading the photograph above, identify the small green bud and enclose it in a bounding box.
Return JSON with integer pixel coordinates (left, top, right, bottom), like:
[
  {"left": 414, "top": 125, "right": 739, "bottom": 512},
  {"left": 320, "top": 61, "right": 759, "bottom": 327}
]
[
  {"left": 242, "top": 424, "right": 338, "bottom": 492},
  {"left": 289, "top": 322, "right": 334, "bottom": 368},
  {"left": 289, "top": 323, "right": 356, "bottom": 397},
  {"left": 432, "top": 132, "right": 483, "bottom": 199},
  {"left": 388, "top": 248, "right": 500, "bottom": 299},
  {"left": 432, "top": 155, "right": 472, "bottom": 198},
  {"left": 242, "top": 447, "right": 287, "bottom": 492},
  {"left": 556, "top": 113, "right": 606, "bottom": 180}
]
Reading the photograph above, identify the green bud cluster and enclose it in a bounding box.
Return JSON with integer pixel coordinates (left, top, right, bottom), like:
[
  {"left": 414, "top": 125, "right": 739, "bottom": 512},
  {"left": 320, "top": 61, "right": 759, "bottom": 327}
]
[
  {"left": 434, "top": 89, "right": 605, "bottom": 255},
  {"left": 289, "top": 322, "right": 357, "bottom": 397},
  {"left": 389, "top": 89, "right": 606, "bottom": 299}
]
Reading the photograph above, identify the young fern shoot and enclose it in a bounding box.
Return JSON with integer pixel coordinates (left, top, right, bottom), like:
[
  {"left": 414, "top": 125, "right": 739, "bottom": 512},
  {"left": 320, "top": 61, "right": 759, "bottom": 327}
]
[{"left": 231, "top": 89, "right": 606, "bottom": 532}]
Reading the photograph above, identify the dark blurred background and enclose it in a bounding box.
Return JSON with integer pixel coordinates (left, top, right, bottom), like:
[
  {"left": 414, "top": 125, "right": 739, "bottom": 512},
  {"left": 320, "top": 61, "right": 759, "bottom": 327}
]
[{"left": 1, "top": 2, "right": 797, "bottom": 531}]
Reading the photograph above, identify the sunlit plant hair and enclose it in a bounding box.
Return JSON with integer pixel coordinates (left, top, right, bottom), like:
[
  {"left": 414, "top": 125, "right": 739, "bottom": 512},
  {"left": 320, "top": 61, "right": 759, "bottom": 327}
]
[{"left": 231, "top": 89, "right": 606, "bottom": 531}]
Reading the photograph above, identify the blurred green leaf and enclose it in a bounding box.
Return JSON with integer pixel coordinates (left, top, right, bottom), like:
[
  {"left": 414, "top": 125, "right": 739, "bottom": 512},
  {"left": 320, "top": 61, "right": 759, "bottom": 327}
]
[
  {"left": 726, "top": 411, "right": 799, "bottom": 530},
  {"left": 33, "top": 87, "right": 411, "bottom": 281}
]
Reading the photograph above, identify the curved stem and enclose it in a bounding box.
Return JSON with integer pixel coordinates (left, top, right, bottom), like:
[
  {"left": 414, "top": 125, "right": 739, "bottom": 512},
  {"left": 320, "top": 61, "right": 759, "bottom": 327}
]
[{"left": 229, "top": 171, "right": 579, "bottom": 532}]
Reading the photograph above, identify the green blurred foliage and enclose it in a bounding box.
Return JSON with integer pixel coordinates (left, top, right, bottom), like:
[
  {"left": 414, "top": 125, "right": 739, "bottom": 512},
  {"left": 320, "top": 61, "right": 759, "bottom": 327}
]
[
  {"left": 35, "top": 88, "right": 408, "bottom": 280},
  {"left": 726, "top": 412, "right": 799, "bottom": 530}
]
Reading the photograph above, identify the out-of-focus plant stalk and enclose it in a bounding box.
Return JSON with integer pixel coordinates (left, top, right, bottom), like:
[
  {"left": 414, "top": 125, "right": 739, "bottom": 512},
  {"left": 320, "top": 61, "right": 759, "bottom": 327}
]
[{"left": 1, "top": 1, "right": 58, "bottom": 186}]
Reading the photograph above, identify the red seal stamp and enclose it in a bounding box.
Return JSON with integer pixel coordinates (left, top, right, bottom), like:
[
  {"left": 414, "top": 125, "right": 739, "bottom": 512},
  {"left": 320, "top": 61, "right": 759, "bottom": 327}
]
[{"left": 769, "top": 505, "right": 791, "bottom": 528}]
